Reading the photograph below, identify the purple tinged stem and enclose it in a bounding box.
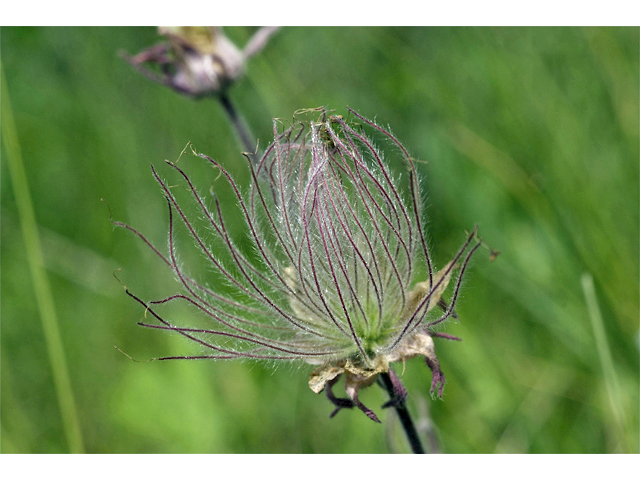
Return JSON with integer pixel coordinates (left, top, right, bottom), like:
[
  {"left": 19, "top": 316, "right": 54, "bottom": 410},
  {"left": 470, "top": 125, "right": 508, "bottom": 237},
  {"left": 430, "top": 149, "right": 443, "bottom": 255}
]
[
  {"left": 148, "top": 294, "right": 291, "bottom": 331},
  {"left": 156, "top": 163, "right": 328, "bottom": 338},
  {"left": 112, "top": 218, "right": 270, "bottom": 316},
  {"left": 337, "top": 118, "right": 413, "bottom": 252},
  {"left": 327, "top": 126, "right": 410, "bottom": 305},
  {"left": 324, "top": 157, "right": 385, "bottom": 312},
  {"left": 317, "top": 171, "right": 371, "bottom": 327},
  {"left": 424, "top": 241, "right": 481, "bottom": 330},
  {"left": 312, "top": 178, "right": 368, "bottom": 360},
  {"left": 137, "top": 322, "right": 343, "bottom": 357},
  {"left": 345, "top": 110, "right": 433, "bottom": 285},
  {"left": 299, "top": 162, "right": 351, "bottom": 338},
  {"left": 389, "top": 226, "right": 479, "bottom": 350}
]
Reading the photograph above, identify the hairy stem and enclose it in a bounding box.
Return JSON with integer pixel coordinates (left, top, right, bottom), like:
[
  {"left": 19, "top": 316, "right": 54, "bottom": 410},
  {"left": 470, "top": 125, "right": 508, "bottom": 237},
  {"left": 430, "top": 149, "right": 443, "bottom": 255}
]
[{"left": 379, "top": 372, "right": 426, "bottom": 454}]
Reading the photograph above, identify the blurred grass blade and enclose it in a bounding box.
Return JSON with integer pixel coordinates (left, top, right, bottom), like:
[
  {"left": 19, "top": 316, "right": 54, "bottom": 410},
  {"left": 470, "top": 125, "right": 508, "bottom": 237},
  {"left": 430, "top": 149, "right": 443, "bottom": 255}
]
[
  {"left": 2, "top": 65, "right": 85, "bottom": 453},
  {"left": 580, "top": 272, "right": 629, "bottom": 452}
]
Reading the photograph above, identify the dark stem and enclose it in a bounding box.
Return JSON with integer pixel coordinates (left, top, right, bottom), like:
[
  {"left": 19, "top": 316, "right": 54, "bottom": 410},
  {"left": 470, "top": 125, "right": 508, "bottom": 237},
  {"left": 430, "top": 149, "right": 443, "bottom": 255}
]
[
  {"left": 218, "top": 91, "right": 256, "bottom": 157},
  {"left": 379, "top": 372, "right": 426, "bottom": 454}
]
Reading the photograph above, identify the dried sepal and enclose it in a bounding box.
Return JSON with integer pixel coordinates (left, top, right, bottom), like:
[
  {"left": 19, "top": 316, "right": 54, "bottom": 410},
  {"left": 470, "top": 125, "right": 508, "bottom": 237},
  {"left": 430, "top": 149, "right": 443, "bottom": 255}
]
[
  {"left": 402, "top": 262, "right": 454, "bottom": 319},
  {"left": 309, "top": 363, "right": 345, "bottom": 394},
  {"left": 311, "top": 358, "right": 388, "bottom": 423},
  {"left": 309, "top": 356, "right": 388, "bottom": 394}
]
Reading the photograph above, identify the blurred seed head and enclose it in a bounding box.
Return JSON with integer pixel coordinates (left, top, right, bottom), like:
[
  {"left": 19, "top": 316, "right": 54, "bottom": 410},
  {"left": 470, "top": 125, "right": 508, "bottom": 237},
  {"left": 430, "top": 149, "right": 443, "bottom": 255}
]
[
  {"left": 123, "top": 26, "right": 279, "bottom": 97},
  {"left": 120, "top": 108, "right": 481, "bottom": 421}
]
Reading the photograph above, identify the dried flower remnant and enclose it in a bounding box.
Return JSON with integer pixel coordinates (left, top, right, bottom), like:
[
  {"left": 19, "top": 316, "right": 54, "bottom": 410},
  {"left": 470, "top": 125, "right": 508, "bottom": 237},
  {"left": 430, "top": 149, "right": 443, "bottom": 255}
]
[
  {"left": 120, "top": 109, "right": 481, "bottom": 423},
  {"left": 122, "top": 26, "right": 279, "bottom": 97}
]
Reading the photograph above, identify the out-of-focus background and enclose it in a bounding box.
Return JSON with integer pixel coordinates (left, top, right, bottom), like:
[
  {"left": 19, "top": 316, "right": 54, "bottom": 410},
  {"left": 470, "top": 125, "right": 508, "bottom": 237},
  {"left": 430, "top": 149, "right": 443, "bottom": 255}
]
[{"left": 2, "top": 27, "right": 638, "bottom": 453}]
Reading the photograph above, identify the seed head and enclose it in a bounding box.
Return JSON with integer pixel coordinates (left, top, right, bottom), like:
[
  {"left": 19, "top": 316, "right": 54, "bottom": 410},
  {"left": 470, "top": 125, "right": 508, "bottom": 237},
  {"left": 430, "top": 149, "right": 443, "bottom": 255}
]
[{"left": 121, "top": 108, "right": 481, "bottom": 422}]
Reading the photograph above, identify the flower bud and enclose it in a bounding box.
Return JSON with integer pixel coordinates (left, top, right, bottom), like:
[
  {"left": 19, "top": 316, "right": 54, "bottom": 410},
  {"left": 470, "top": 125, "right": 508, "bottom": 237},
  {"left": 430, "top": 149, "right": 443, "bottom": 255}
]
[{"left": 124, "top": 26, "right": 278, "bottom": 97}]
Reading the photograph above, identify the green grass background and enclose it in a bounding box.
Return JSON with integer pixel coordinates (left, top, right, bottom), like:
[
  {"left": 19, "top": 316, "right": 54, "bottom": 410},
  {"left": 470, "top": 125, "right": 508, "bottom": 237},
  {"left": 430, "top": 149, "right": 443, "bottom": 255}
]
[{"left": 1, "top": 26, "right": 638, "bottom": 453}]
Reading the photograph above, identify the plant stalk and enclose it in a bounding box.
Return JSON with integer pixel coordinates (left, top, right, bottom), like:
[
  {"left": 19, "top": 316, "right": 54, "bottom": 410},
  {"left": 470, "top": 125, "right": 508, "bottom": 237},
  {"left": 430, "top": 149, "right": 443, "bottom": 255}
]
[
  {"left": 218, "top": 91, "right": 256, "bottom": 156},
  {"left": 379, "top": 372, "right": 426, "bottom": 454},
  {"left": 2, "top": 66, "right": 85, "bottom": 453},
  {"left": 581, "top": 272, "right": 630, "bottom": 452}
]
